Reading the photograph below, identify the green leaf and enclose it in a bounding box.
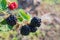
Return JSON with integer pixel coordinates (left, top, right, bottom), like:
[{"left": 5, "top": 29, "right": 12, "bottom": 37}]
[
  {"left": 0, "top": 19, "right": 7, "bottom": 25},
  {"left": 19, "top": 9, "right": 31, "bottom": 20},
  {"left": 16, "top": 12, "right": 23, "bottom": 22},
  {"left": 0, "top": 0, "right": 2, "bottom": 9},
  {"left": 17, "top": 17, "right": 23, "bottom": 22},
  {"left": 7, "top": 24, "right": 13, "bottom": 30},
  {"left": 1, "top": 0, "right": 7, "bottom": 10}
]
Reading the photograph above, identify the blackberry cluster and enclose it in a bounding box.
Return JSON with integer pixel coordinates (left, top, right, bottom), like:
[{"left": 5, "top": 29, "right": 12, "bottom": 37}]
[
  {"left": 6, "top": 15, "right": 17, "bottom": 26},
  {"left": 30, "top": 17, "right": 41, "bottom": 27},
  {"left": 20, "top": 25, "right": 30, "bottom": 35},
  {"left": 20, "top": 17, "right": 41, "bottom": 35},
  {"left": 20, "top": 25, "right": 37, "bottom": 35}
]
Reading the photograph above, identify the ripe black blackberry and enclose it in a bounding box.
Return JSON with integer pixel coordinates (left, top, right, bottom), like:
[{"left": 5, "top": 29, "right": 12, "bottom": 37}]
[
  {"left": 30, "top": 17, "right": 41, "bottom": 27},
  {"left": 29, "top": 25, "right": 37, "bottom": 32},
  {"left": 6, "top": 15, "right": 17, "bottom": 26},
  {"left": 20, "top": 25, "right": 30, "bottom": 35}
]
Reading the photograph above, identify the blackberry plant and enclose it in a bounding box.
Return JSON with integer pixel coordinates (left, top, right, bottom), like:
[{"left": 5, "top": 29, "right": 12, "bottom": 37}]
[{"left": 0, "top": 0, "right": 42, "bottom": 36}]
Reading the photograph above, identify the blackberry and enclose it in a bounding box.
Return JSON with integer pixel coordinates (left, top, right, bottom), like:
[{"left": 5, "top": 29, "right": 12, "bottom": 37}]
[
  {"left": 30, "top": 17, "right": 41, "bottom": 27},
  {"left": 20, "top": 25, "right": 30, "bottom": 35},
  {"left": 29, "top": 25, "right": 37, "bottom": 32},
  {"left": 6, "top": 15, "right": 17, "bottom": 26}
]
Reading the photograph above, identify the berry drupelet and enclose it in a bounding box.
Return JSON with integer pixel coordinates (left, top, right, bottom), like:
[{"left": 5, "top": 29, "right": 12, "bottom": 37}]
[
  {"left": 30, "top": 17, "right": 41, "bottom": 27},
  {"left": 6, "top": 15, "right": 17, "bottom": 26}
]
